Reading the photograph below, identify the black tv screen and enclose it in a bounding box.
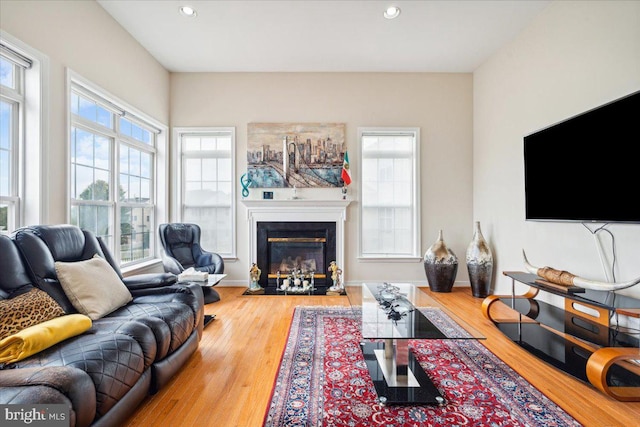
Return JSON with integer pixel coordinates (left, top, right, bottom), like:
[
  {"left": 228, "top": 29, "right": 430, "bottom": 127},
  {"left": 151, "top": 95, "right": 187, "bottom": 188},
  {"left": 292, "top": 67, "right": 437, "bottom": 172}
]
[{"left": 524, "top": 90, "right": 640, "bottom": 223}]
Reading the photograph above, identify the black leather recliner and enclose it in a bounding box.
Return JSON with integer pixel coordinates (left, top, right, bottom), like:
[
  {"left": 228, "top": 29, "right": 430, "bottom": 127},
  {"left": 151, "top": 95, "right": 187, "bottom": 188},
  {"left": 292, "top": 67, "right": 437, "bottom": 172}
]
[{"left": 158, "top": 223, "right": 224, "bottom": 303}]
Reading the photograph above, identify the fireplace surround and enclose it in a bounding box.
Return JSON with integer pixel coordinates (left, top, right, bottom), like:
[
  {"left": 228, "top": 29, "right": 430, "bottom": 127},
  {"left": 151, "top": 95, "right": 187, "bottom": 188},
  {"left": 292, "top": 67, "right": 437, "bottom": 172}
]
[
  {"left": 242, "top": 199, "right": 350, "bottom": 291},
  {"left": 257, "top": 221, "right": 336, "bottom": 289}
]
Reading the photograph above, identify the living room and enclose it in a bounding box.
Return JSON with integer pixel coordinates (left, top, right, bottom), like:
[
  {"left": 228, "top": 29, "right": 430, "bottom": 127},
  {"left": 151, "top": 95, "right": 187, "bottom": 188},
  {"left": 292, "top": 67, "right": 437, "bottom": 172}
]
[{"left": 1, "top": 1, "right": 639, "bottom": 426}]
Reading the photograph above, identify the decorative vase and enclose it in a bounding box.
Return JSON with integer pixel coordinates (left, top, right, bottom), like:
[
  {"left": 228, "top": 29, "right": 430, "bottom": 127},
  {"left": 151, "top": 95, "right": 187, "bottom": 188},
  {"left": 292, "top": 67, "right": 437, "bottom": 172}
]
[
  {"left": 466, "top": 221, "right": 494, "bottom": 298},
  {"left": 423, "top": 230, "right": 458, "bottom": 293}
]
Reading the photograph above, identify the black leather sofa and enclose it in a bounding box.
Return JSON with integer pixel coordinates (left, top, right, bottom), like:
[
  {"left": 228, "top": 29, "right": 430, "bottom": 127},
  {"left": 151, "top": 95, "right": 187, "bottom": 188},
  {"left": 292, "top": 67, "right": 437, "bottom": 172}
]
[{"left": 0, "top": 225, "right": 204, "bottom": 427}]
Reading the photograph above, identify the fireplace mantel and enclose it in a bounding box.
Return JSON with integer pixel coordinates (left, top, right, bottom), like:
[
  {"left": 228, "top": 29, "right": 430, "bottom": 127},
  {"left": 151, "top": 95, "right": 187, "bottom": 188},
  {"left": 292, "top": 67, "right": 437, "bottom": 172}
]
[
  {"left": 241, "top": 199, "right": 351, "bottom": 210},
  {"left": 241, "top": 199, "right": 351, "bottom": 279}
]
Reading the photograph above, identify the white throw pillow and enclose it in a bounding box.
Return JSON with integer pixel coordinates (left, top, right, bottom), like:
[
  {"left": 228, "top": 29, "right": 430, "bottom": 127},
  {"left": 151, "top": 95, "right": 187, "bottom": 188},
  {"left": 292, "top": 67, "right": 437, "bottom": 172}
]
[{"left": 55, "top": 254, "right": 132, "bottom": 320}]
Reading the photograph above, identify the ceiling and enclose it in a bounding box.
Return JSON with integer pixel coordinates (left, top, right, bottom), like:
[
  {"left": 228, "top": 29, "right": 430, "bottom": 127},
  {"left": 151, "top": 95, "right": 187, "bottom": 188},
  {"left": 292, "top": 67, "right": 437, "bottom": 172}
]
[{"left": 97, "top": 0, "right": 550, "bottom": 73}]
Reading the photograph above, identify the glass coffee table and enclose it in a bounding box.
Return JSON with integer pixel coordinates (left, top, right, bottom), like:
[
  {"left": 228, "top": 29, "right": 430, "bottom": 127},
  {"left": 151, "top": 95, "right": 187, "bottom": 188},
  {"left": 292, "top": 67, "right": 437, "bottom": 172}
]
[{"left": 345, "top": 282, "right": 484, "bottom": 405}]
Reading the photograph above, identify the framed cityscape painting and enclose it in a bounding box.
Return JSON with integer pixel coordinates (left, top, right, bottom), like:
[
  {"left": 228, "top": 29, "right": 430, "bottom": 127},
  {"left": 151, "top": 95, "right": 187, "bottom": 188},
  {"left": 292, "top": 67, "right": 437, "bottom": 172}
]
[{"left": 247, "top": 122, "right": 346, "bottom": 188}]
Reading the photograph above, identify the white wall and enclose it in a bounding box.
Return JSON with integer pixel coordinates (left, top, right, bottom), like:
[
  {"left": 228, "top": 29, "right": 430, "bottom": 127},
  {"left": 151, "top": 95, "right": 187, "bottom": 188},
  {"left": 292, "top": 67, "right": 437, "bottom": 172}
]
[
  {"left": 0, "top": 0, "right": 170, "bottom": 224},
  {"left": 474, "top": 1, "right": 640, "bottom": 299},
  {"left": 170, "top": 72, "right": 473, "bottom": 285}
]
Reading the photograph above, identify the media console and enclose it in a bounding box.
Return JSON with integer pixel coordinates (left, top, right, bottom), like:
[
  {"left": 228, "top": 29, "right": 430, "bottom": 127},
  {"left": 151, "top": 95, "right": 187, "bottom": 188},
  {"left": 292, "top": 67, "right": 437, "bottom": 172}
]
[{"left": 482, "top": 272, "right": 640, "bottom": 401}]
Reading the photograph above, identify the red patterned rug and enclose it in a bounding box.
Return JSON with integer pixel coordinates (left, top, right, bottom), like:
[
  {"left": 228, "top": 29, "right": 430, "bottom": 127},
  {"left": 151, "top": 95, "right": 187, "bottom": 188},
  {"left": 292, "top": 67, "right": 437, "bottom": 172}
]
[{"left": 263, "top": 306, "right": 582, "bottom": 427}]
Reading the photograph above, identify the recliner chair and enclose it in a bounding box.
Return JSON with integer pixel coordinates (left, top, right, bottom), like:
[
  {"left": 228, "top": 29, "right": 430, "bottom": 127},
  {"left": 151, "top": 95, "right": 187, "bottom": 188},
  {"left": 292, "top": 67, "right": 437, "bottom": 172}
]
[{"left": 158, "top": 223, "right": 224, "bottom": 303}]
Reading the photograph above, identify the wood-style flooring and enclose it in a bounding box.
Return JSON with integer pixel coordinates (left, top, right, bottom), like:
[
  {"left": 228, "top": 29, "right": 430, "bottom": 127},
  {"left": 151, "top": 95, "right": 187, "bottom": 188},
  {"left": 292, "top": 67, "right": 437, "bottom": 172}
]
[{"left": 122, "top": 287, "right": 640, "bottom": 427}]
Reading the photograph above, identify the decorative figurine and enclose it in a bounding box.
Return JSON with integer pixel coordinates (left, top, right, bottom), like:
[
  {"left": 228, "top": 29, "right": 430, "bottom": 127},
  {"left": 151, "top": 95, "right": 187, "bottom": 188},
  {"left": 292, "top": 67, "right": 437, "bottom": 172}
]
[
  {"left": 240, "top": 173, "right": 252, "bottom": 198},
  {"left": 327, "top": 261, "right": 344, "bottom": 295},
  {"left": 248, "top": 263, "right": 264, "bottom": 294}
]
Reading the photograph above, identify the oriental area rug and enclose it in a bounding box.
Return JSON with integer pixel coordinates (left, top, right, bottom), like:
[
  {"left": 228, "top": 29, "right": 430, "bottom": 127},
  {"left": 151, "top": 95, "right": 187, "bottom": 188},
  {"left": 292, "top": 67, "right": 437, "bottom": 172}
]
[{"left": 263, "top": 306, "right": 582, "bottom": 427}]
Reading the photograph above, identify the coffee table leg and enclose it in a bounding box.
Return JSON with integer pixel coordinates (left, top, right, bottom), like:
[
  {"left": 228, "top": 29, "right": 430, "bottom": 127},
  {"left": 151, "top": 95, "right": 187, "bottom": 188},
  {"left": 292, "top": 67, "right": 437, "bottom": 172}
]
[
  {"left": 395, "top": 339, "right": 409, "bottom": 378},
  {"left": 380, "top": 339, "right": 414, "bottom": 387},
  {"left": 362, "top": 341, "right": 445, "bottom": 405}
]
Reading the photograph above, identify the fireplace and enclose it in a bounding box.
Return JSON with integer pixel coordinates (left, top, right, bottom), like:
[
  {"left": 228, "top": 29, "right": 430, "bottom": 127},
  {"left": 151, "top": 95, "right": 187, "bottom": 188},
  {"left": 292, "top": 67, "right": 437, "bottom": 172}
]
[
  {"left": 242, "top": 198, "right": 350, "bottom": 292},
  {"left": 256, "top": 221, "right": 336, "bottom": 290}
]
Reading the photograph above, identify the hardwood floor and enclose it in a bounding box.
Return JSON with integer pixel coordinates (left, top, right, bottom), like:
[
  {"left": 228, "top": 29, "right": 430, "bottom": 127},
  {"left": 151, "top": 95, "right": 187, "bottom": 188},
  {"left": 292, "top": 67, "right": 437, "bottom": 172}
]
[{"left": 123, "top": 287, "right": 640, "bottom": 427}]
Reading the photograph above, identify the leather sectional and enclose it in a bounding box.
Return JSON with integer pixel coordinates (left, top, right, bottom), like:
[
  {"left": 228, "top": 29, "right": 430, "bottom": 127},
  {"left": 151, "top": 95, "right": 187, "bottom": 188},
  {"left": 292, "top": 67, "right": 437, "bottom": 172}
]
[{"left": 0, "top": 225, "right": 204, "bottom": 427}]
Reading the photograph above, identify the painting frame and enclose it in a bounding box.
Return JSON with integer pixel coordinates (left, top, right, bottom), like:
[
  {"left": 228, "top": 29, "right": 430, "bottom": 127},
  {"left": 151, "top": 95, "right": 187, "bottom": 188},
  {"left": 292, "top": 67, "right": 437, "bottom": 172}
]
[{"left": 247, "top": 122, "right": 346, "bottom": 188}]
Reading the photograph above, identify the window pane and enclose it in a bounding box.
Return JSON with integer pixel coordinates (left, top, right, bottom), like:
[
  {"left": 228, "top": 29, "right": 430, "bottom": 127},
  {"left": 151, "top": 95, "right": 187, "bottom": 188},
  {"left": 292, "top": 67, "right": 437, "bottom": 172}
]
[
  {"left": 185, "top": 158, "right": 201, "bottom": 181},
  {"left": 119, "top": 173, "right": 129, "bottom": 202},
  {"left": 78, "top": 96, "right": 96, "bottom": 122},
  {"left": 120, "top": 145, "right": 129, "bottom": 174},
  {"left": 74, "top": 128, "right": 95, "bottom": 167},
  {"left": 201, "top": 137, "right": 216, "bottom": 150},
  {"left": 202, "top": 158, "right": 216, "bottom": 181},
  {"left": 0, "top": 58, "right": 15, "bottom": 89},
  {"left": 120, "top": 117, "right": 131, "bottom": 136},
  {"left": 185, "top": 188, "right": 213, "bottom": 205},
  {"left": 183, "top": 136, "right": 200, "bottom": 151},
  {"left": 94, "top": 170, "right": 110, "bottom": 201},
  {"left": 95, "top": 136, "right": 110, "bottom": 169},
  {"left": 140, "top": 152, "right": 151, "bottom": 178},
  {"left": 75, "top": 165, "right": 94, "bottom": 200},
  {"left": 132, "top": 123, "right": 142, "bottom": 141},
  {"left": 73, "top": 204, "right": 111, "bottom": 238},
  {"left": 0, "top": 100, "right": 11, "bottom": 150},
  {"left": 362, "top": 158, "right": 377, "bottom": 183},
  {"left": 140, "top": 178, "right": 150, "bottom": 200},
  {"left": 0, "top": 202, "right": 8, "bottom": 232},
  {"left": 74, "top": 92, "right": 113, "bottom": 129},
  {"left": 71, "top": 92, "right": 79, "bottom": 115},
  {"left": 129, "top": 176, "right": 141, "bottom": 200},
  {"left": 218, "top": 182, "right": 232, "bottom": 203},
  {"left": 185, "top": 182, "right": 201, "bottom": 193},
  {"left": 121, "top": 206, "right": 152, "bottom": 263},
  {"left": 218, "top": 158, "right": 232, "bottom": 181},
  {"left": 129, "top": 148, "right": 140, "bottom": 176},
  {"left": 183, "top": 206, "right": 231, "bottom": 253},
  {"left": 217, "top": 137, "right": 231, "bottom": 151},
  {"left": 362, "top": 182, "right": 378, "bottom": 206},
  {"left": 0, "top": 149, "right": 9, "bottom": 196},
  {"left": 97, "top": 105, "right": 111, "bottom": 128}
]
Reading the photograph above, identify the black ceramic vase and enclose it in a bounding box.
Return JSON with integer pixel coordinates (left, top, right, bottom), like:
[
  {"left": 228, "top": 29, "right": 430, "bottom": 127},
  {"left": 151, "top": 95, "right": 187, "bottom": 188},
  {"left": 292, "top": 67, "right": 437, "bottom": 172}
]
[
  {"left": 423, "top": 230, "right": 458, "bottom": 293},
  {"left": 466, "top": 221, "right": 494, "bottom": 298}
]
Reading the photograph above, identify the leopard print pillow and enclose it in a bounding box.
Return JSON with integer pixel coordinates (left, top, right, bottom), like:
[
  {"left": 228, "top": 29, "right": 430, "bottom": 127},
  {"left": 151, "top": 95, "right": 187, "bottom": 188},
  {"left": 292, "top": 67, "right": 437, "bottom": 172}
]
[{"left": 0, "top": 288, "right": 65, "bottom": 340}]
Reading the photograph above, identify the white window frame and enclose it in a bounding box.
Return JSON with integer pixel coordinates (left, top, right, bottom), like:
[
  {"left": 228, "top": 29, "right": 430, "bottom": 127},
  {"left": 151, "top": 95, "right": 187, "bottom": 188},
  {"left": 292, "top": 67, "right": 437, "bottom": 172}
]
[
  {"left": 173, "top": 127, "right": 237, "bottom": 259},
  {"left": 358, "top": 127, "right": 421, "bottom": 261},
  {"left": 67, "top": 70, "right": 168, "bottom": 268},
  {"left": 0, "top": 31, "right": 49, "bottom": 232}
]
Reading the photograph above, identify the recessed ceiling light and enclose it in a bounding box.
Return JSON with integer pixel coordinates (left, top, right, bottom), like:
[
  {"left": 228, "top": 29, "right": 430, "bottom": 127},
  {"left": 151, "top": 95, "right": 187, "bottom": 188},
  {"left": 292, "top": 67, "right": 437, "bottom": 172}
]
[
  {"left": 384, "top": 6, "right": 401, "bottom": 20},
  {"left": 179, "top": 6, "right": 197, "bottom": 18}
]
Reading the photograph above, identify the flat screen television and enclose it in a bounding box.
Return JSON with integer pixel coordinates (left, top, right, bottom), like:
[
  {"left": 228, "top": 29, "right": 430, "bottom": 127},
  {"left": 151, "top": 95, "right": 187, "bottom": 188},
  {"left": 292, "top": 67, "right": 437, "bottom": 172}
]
[{"left": 524, "top": 90, "right": 640, "bottom": 223}]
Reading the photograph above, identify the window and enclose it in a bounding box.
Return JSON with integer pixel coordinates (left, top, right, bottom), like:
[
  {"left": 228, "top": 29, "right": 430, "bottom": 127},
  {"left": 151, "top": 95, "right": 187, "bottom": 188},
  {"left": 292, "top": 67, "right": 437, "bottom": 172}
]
[
  {"left": 175, "top": 128, "right": 236, "bottom": 258},
  {"left": 69, "top": 75, "right": 164, "bottom": 266},
  {"left": 1, "top": 34, "right": 47, "bottom": 233},
  {"left": 359, "top": 128, "right": 421, "bottom": 260},
  {"left": 0, "top": 54, "right": 21, "bottom": 232}
]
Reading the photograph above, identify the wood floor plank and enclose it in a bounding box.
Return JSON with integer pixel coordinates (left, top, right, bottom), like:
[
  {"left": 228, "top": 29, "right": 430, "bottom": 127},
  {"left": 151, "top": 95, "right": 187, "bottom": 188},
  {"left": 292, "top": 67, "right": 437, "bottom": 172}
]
[{"left": 122, "top": 287, "right": 640, "bottom": 427}]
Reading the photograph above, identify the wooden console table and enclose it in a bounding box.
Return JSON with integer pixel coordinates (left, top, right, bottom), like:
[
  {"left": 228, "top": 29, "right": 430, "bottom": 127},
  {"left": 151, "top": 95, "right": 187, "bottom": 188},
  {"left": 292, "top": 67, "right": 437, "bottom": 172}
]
[{"left": 482, "top": 272, "right": 640, "bottom": 401}]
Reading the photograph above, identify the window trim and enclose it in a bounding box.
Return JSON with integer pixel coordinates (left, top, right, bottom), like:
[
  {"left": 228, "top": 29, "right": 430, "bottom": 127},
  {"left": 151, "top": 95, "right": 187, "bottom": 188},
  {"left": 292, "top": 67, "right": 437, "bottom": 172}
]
[
  {"left": 0, "top": 30, "right": 49, "bottom": 229},
  {"left": 172, "top": 127, "right": 237, "bottom": 259},
  {"left": 357, "top": 127, "right": 421, "bottom": 262},
  {"left": 66, "top": 69, "right": 168, "bottom": 267}
]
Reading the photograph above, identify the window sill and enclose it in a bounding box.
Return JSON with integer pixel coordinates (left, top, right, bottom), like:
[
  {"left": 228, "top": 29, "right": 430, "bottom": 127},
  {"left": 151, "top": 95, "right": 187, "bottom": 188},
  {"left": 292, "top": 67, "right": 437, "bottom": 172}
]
[
  {"left": 357, "top": 256, "right": 423, "bottom": 263},
  {"left": 121, "top": 258, "right": 164, "bottom": 276}
]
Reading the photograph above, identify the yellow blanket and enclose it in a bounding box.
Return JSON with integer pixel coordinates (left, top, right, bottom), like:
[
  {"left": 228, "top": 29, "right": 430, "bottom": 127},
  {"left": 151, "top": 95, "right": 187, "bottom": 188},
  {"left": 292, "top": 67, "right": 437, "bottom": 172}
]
[{"left": 0, "top": 314, "right": 92, "bottom": 364}]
